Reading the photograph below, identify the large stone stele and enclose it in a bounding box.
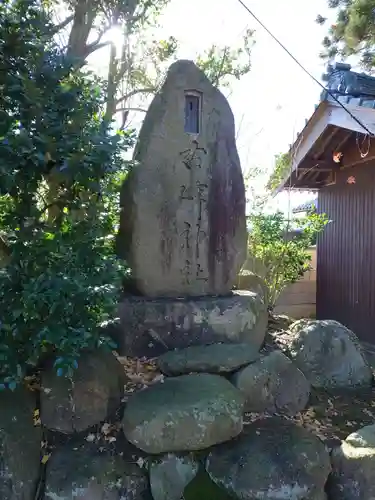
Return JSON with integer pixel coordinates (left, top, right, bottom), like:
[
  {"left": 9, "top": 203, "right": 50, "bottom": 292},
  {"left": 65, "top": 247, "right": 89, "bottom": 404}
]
[
  {"left": 122, "top": 373, "right": 245, "bottom": 454},
  {"left": 116, "top": 290, "right": 267, "bottom": 357},
  {"left": 116, "top": 59, "right": 247, "bottom": 297}
]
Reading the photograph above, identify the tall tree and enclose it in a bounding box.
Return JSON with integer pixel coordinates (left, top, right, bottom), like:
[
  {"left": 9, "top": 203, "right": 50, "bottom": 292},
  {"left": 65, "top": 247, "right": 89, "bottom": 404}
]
[
  {"left": 317, "top": 0, "right": 375, "bottom": 71},
  {"left": 47, "top": 0, "right": 255, "bottom": 126}
]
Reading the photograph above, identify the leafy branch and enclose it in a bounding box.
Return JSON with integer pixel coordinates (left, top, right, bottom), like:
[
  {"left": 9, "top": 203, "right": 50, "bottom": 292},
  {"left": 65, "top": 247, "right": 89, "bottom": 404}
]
[{"left": 266, "top": 152, "right": 292, "bottom": 192}]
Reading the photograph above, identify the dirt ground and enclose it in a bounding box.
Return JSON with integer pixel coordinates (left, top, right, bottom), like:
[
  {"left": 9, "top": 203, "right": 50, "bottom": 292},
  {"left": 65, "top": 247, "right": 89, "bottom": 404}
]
[{"left": 243, "top": 385, "right": 375, "bottom": 449}]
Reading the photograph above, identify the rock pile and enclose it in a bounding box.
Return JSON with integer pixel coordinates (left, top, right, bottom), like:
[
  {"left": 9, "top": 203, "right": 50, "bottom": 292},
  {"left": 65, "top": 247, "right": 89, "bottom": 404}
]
[{"left": 0, "top": 317, "right": 373, "bottom": 499}]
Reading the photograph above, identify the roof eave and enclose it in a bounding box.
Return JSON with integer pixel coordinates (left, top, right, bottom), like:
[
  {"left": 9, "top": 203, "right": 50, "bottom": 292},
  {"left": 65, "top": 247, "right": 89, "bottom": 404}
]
[{"left": 271, "top": 101, "right": 330, "bottom": 196}]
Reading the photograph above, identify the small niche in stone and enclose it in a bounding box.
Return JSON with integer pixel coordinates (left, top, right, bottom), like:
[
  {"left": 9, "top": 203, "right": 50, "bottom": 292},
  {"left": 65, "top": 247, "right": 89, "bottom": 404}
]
[
  {"left": 184, "top": 91, "right": 201, "bottom": 134},
  {"left": 117, "top": 60, "right": 247, "bottom": 297}
]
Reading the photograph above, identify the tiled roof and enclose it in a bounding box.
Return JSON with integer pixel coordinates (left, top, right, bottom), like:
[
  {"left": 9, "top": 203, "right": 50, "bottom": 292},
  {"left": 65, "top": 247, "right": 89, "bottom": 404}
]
[
  {"left": 292, "top": 198, "right": 317, "bottom": 213},
  {"left": 321, "top": 62, "right": 375, "bottom": 109}
]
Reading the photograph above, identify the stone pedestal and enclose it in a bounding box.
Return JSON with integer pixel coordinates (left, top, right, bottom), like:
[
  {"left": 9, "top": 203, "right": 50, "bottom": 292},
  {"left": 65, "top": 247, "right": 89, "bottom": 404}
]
[{"left": 115, "top": 291, "right": 267, "bottom": 358}]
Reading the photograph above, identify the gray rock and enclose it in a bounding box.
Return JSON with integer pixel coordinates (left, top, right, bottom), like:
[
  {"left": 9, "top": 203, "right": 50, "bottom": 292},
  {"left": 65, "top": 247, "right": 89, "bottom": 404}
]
[
  {"left": 241, "top": 254, "right": 268, "bottom": 281},
  {"left": 44, "top": 439, "right": 150, "bottom": 499},
  {"left": 122, "top": 373, "right": 245, "bottom": 453},
  {"left": 184, "top": 469, "right": 233, "bottom": 500},
  {"left": 288, "top": 318, "right": 313, "bottom": 334},
  {"left": 206, "top": 417, "right": 331, "bottom": 500},
  {"left": 276, "top": 319, "right": 372, "bottom": 390},
  {"left": 116, "top": 59, "right": 247, "bottom": 297},
  {"left": 157, "top": 343, "right": 260, "bottom": 376},
  {"left": 231, "top": 350, "right": 310, "bottom": 415},
  {"left": 41, "top": 350, "right": 126, "bottom": 433},
  {"left": 237, "top": 271, "right": 268, "bottom": 306},
  {"left": 0, "top": 387, "right": 42, "bottom": 500},
  {"left": 116, "top": 291, "right": 267, "bottom": 357},
  {"left": 329, "top": 423, "right": 375, "bottom": 499},
  {"left": 149, "top": 454, "right": 198, "bottom": 500}
]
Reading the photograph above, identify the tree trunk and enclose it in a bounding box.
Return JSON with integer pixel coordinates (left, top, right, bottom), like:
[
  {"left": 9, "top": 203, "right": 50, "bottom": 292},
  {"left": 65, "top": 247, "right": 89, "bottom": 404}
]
[{"left": 105, "top": 43, "right": 118, "bottom": 122}]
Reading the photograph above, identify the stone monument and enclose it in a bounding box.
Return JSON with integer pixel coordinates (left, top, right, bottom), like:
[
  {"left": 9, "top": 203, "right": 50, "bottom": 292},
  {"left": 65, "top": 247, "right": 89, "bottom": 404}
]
[{"left": 116, "top": 60, "right": 267, "bottom": 357}]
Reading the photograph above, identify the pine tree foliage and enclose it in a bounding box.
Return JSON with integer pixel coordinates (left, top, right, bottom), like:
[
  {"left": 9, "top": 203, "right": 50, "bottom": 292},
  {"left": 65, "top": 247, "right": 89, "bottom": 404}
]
[{"left": 318, "top": 0, "right": 375, "bottom": 71}]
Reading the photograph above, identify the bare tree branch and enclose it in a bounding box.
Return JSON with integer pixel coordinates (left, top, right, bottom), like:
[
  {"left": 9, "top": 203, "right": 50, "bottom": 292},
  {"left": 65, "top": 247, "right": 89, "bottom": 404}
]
[
  {"left": 213, "top": 46, "right": 229, "bottom": 87},
  {"left": 84, "top": 21, "right": 112, "bottom": 50},
  {"left": 120, "top": 109, "right": 129, "bottom": 130},
  {"left": 116, "top": 106, "right": 148, "bottom": 113},
  {"left": 104, "top": 42, "right": 118, "bottom": 121},
  {"left": 126, "top": 7, "right": 149, "bottom": 26},
  {"left": 52, "top": 14, "right": 74, "bottom": 34},
  {"left": 84, "top": 40, "right": 112, "bottom": 58},
  {"left": 115, "top": 40, "right": 131, "bottom": 86},
  {"left": 116, "top": 87, "right": 156, "bottom": 106}
]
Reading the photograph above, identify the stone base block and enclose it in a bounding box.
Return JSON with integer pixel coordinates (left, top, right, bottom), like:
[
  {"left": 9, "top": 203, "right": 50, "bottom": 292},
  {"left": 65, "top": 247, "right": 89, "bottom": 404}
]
[{"left": 116, "top": 291, "right": 267, "bottom": 357}]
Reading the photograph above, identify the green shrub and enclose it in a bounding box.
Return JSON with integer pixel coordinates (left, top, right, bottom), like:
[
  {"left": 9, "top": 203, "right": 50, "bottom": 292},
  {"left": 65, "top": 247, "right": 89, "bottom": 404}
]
[
  {"left": 0, "top": 0, "right": 134, "bottom": 388},
  {"left": 247, "top": 211, "right": 328, "bottom": 309}
]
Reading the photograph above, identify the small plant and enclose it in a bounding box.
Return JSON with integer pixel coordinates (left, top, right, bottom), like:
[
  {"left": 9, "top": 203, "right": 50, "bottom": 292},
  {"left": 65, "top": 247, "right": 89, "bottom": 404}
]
[{"left": 247, "top": 211, "right": 328, "bottom": 309}]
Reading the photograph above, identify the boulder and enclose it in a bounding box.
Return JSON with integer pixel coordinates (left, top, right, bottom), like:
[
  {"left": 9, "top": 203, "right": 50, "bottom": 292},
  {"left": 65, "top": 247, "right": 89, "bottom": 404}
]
[
  {"left": 329, "top": 423, "right": 375, "bottom": 499},
  {"left": 116, "top": 59, "right": 247, "bottom": 297},
  {"left": 184, "top": 469, "right": 233, "bottom": 500},
  {"left": 149, "top": 454, "right": 198, "bottom": 500},
  {"left": 41, "top": 350, "right": 126, "bottom": 433},
  {"left": 122, "top": 373, "right": 245, "bottom": 453},
  {"left": 116, "top": 291, "right": 267, "bottom": 357},
  {"left": 268, "top": 313, "right": 295, "bottom": 332},
  {"left": 241, "top": 254, "right": 268, "bottom": 280},
  {"left": 157, "top": 343, "right": 260, "bottom": 376},
  {"left": 275, "top": 319, "right": 372, "bottom": 390},
  {"left": 288, "top": 318, "right": 313, "bottom": 334},
  {"left": 237, "top": 271, "right": 268, "bottom": 305},
  {"left": 231, "top": 350, "right": 310, "bottom": 415},
  {"left": 44, "top": 439, "right": 149, "bottom": 499},
  {"left": 0, "top": 387, "right": 42, "bottom": 500},
  {"left": 206, "top": 417, "right": 331, "bottom": 500}
]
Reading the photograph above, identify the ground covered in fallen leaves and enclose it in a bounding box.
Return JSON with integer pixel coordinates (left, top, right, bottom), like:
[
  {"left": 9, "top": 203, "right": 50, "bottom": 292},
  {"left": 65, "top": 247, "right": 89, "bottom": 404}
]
[{"left": 242, "top": 385, "right": 375, "bottom": 450}]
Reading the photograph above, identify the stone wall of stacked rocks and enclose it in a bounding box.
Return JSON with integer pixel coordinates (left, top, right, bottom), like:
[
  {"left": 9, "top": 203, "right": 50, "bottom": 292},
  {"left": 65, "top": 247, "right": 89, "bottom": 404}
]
[{"left": 1, "top": 318, "right": 375, "bottom": 500}]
